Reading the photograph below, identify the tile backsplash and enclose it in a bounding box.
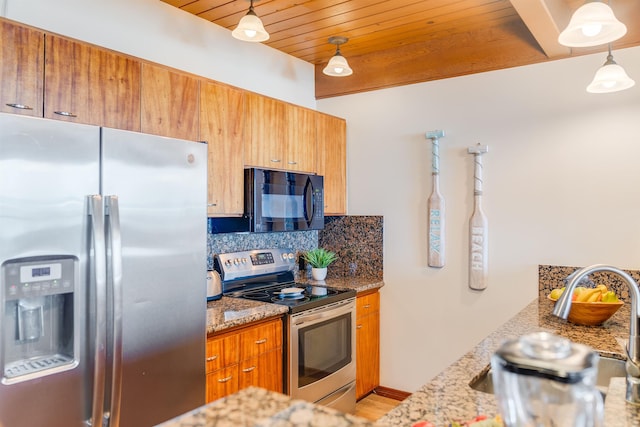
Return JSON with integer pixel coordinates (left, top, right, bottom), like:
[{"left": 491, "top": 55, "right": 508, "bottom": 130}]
[
  {"left": 206, "top": 216, "right": 384, "bottom": 281},
  {"left": 206, "top": 224, "right": 317, "bottom": 270},
  {"left": 319, "top": 216, "right": 384, "bottom": 280}
]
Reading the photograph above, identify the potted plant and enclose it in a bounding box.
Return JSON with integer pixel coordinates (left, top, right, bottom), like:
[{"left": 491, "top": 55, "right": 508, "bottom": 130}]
[{"left": 302, "top": 248, "right": 337, "bottom": 281}]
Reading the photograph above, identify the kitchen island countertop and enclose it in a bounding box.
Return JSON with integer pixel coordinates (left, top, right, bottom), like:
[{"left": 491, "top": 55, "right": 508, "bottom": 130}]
[
  {"left": 185, "top": 293, "right": 638, "bottom": 426},
  {"left": 378, "top": 297, "right": 639, "bottom": 426}
]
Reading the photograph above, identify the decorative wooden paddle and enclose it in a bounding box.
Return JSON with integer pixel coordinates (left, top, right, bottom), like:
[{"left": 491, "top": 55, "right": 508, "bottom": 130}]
[
  {"left": 468, "top": 143, "right": 489, "bottom": 290},
  {"left": 425, "top": 130, "right": 445, "bottom": 268}
]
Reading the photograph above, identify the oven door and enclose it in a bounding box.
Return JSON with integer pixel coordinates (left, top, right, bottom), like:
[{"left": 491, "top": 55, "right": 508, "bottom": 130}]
[
  {"left": 246, "top": 168, "right": 324, "bottom": 232},
  {"left": 289, "top": 298, "right": 356, "bottom": 410}
]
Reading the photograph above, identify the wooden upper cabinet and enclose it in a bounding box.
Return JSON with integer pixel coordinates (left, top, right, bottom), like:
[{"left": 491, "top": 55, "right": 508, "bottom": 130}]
[
  {"left": 200, "top": 81, "right": 244, "bottom": 216},
  {"left": 141, "top": 63, "right": 199, "bottom": 141},
  {"left": 88, "top": 47, "right": 141, "bottom": 131},
  {"left": 317, "top": 112, "right": 347, "bottom": 215},
  {"left": 0, "top": 20, "right": 44, "bottom": 117},
  {"left": 285, "top": 104, "right": 316, "bottom": 173},
  {"left": 44, "top": 35, "right": 141, "bottom": 130},
  {"left": 244, "top": 93, "right": 285, "bottom": 169}
]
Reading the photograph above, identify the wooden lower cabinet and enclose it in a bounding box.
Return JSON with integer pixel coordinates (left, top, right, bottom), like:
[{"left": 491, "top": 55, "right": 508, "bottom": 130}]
[
  {"left": 356, "top": 290, "right": 380, "bottom": 400},
  {"left": 205, "top": 317, "right": 283, "bottom": 403}
]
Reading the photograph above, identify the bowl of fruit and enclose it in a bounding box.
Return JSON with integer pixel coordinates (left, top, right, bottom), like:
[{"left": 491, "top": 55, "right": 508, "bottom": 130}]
[{"left": 547, "top": 285, "right": 623, "bottom": 326}]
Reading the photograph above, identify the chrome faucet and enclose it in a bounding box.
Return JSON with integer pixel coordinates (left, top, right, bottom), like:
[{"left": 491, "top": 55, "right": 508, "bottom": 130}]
[{"left": 552, "top": 264, "right": 640, "bottom": 404}]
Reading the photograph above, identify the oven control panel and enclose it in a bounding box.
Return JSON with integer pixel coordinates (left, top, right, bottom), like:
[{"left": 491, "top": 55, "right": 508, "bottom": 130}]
[{"left": 215, "top": 248, "right": 296, "bottom": 282}]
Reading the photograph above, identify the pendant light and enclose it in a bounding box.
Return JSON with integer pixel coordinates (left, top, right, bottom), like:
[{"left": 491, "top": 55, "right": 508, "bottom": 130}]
[
  {"left": 587, "top": 45, "right": 635, "bottom": 93},
  {"left": 232, "top": 0, "right": 269, "bottom": 43},
  {"left": 558, "top": 1, "right": 627, "bottom": 47},
  {"left": 323, "top": 37, "right": 353, "bottom": 77}
]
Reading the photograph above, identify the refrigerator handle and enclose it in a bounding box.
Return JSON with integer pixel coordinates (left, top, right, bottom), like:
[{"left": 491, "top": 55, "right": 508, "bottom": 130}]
[
  {"left": 88, "top": 195, "right": 107, "bottom": 427},
  {"left": 105, "top": 196, "right": 123, "bottom": 427}
]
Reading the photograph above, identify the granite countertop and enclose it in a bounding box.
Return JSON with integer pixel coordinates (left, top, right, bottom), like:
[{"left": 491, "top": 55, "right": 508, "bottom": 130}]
[
  {"left": 186, "top": 292, "right": 636, "bottom": 426},
  {"left": 206, "top": 277, "right": 384, "bottom": 334},
  {"left": 158, "top": 386, "right": 376, "bottom": 427},
  {"left": 378, "top": 297, "right": 638, "bottom": 426}
]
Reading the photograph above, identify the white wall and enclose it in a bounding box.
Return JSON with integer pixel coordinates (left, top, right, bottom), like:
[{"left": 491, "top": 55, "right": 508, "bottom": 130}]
[
  {"left": 318, "top": 47, "right": 640, "bottom": 392},
  {"left": 1, "top": 0, "right": 316, "bottom": 109}
]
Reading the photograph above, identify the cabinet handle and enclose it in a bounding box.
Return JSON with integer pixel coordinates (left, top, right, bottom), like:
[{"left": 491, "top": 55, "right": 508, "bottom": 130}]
[
  {"left": 217, "top": 376, "right": 233, "bottom": 383},
  {"left": 6, "top": 103, "right": 33, "bottom": 110},
  {"left": 54, "top": 111, "right": 77, "bottom": 118},
  {"left": 255, "top": 338, "right": 267, "bottom": 345},
  {"left": 357, "top": 324, "right": 363, "bottom": 329},
  {"left": 363, "top": 304, "right": 371, "bottom": 309},
  {"left": 242, "top": 366, "right": 256, "bottom": 373},
  {"left": 207, "top": 203, "right": 218, "bottom": 207},
  {"left": 287, "top": 161, "right": 297, "bottom": 165},
  {"left": 206, "top": 355, "right": 218, "bottom": 362},
  {"left": 270, "top": 159, "right": 282, "bottom": 163}
]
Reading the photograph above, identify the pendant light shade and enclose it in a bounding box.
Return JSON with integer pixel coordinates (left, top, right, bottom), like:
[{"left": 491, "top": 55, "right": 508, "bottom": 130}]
[
  {"left": 232, "top": 0, "right": 269, "bottom": 42},
  {"left": 587, "top": 49, "right": 635, "bottom": 93},
  {"left": 558, "top": 1, "right": 627, "bottom": 47},
  {"left": 323, "top": 37, "right": 353, "bottom": 77}
]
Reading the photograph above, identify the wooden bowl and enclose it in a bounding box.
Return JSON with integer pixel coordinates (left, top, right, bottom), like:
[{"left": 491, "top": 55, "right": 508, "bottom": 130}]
[{"left": 547, "top": 295, "right": 623, "bottom": 326}]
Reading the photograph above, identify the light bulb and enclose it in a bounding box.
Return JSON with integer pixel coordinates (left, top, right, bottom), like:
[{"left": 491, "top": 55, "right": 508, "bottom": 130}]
[{"left": 581, "top": 22, "right": 602, "bottom": 37}]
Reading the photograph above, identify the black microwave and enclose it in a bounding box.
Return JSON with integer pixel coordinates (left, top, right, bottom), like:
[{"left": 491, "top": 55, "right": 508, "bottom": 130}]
[
  {"left": 246, "top": 168, "right": 324, "bottom": 232},
  {"left": 207, "top": 169, "right": 325, "bottom": 234}
]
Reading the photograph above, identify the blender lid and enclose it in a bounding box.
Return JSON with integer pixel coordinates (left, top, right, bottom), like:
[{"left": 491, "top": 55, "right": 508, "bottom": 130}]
[{"left": 493, "top": 331, "right": 598, "bottom": 384}]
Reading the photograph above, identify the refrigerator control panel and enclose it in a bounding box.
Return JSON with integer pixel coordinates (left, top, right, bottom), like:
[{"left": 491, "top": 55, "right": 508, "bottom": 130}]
[{"left": 3, "top": 256, "right": 76, "bottom": 300}]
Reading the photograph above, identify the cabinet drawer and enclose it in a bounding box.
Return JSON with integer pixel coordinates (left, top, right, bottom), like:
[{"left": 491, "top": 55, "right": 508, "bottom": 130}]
[
  {"left": 238, "top": 349, "right": 283, "bottom": 393},
  {"left": 239, "top": 319, "right": 282, "bottom": 359},
  {"left": 206, "top": 334, "right": 240, "bottom": 373},
  {"left": 206, "top": 365, "right": 239, "bottom": 403},
  {"left": 357, "top": 291, "right": 380, "bottom": 319}
]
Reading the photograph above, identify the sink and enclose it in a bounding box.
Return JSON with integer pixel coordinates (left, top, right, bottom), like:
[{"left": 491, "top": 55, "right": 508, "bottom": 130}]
[{"left": 469, "top": 356, "right": 627, "bottom": 398}]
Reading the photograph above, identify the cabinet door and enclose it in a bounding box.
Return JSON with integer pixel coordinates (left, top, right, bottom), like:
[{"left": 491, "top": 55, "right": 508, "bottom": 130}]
[
  {"left": 44, "top": 35, "right": 141, "bottom": 129},
  {"left": 200, "top": 81, "right": 244, "bottom": 215},
  {"left": 356, "top": 310, "right": 380, "bottom": 399},
  {"left": 244, "top": 93, "right": 285, "bottom": 169},
  {"left": 44, "top": 35, "right": 91, "bottom": 122},
  {"left": 88, "top": 48, "right": 141, "bottom": 131},
  {"left": 206, "top": 366, "right": 239, "bottom": 403},
  {"left": 317, "top": 113, "right": 347, "bottom": 215},
  {"left": 285, "top": 104, "right": 316, "bottom": 173},
  {"left": 238, "top": 349, "right": 283, "bottom": 393},
  {"left": 0, "top": 19, "right": 44, "bottom": 116},
  {"left": 141, "top": 63, "right": 199, "bottom": 140},
  {"left": 206, "top": 333, "right": 240, "bottom": 373}
]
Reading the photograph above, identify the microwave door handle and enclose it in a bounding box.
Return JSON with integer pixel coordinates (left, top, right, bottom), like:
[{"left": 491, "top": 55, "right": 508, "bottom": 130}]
[
  {"left": 105, "top": 196, "right": 123, "bottom": 427},
  {"left": 87, "top": 195, "right": 107, "bottom": 427},
  {"left": 304, "top": 178, "right": 314, "bottom": 226}
]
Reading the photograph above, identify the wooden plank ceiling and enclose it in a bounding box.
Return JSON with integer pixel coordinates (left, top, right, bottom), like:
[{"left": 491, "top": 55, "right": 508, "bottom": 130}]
[{"left": 162, "top": 0, "right": 640, "bottom": 98}]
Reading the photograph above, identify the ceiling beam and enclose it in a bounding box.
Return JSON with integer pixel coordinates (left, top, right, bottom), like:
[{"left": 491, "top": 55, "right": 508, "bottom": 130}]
[{"left": 509, "top": 0, "right": 572, "bottom": 58}]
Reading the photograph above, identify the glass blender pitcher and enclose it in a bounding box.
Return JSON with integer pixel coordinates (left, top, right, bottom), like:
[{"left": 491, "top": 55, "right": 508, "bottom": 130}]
[{"left": 491, "top": 332, "right": 604, "bottom": 427}]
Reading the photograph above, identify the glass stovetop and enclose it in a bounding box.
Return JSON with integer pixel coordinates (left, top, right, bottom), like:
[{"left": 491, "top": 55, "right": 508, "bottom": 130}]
[{"left": 224, "top": 282, "right": 355, "bottom": 313}]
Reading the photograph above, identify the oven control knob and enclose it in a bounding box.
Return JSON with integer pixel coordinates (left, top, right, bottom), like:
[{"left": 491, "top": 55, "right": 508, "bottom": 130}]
[
  {"left": 281, "top": 253, "right": 288, "bottom": 261},
  {"left": 233, "top": 258, "right": 240, "bottom": 265},
  {"left": 287, "top": 253, "right": 294, "bottom": 261},
  {"left": 241, "top": 258, "right": 247, "bottom": 264},
  {"left": 224, "top": 259, "right": 232, "bottom": 267}
]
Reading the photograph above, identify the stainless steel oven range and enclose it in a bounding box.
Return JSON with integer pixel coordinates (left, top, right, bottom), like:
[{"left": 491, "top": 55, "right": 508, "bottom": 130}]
[{"left": 214, "top": 248, "right": 357, "bottom": 414}]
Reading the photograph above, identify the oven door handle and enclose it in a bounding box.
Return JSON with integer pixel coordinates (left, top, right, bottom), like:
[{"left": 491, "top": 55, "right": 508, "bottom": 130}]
[{"left": 292, "top": 300, "right": 354, "bottom": 327}]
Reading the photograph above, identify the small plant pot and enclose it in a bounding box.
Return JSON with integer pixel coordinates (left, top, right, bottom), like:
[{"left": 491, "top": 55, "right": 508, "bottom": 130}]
[{"left": 311, "top": 267, "right": 327, "bottom": 281}]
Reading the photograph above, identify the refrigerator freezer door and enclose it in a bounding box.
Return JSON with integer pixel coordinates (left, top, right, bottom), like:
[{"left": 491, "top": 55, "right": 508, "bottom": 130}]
[
  {"left": 101, "top": 128, "right": 207, "bottom": 426},
  {"left": 0, "top": 113, "right": 100, "bottom": 427}
]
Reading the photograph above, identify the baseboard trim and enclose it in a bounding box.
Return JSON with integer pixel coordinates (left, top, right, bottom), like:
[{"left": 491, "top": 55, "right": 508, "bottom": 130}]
[{"left": 373, "top": 386, "right": 411, "bottom": 401}]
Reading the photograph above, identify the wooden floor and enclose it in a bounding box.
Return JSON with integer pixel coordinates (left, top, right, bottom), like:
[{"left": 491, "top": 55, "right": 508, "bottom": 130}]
[{"left": 354, "top": 393, "right": 402, "bottom": 421}]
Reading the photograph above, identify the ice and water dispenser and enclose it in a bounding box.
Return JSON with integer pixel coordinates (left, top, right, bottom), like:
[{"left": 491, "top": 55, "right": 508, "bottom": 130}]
[{"left": 1, "top": 256, "right": 77, "bottom": 383}]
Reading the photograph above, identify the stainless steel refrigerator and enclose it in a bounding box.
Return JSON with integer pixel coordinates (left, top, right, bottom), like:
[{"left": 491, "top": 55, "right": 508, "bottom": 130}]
[{"left": 0, "top": 113, "right": 207, "bottom": 427}]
